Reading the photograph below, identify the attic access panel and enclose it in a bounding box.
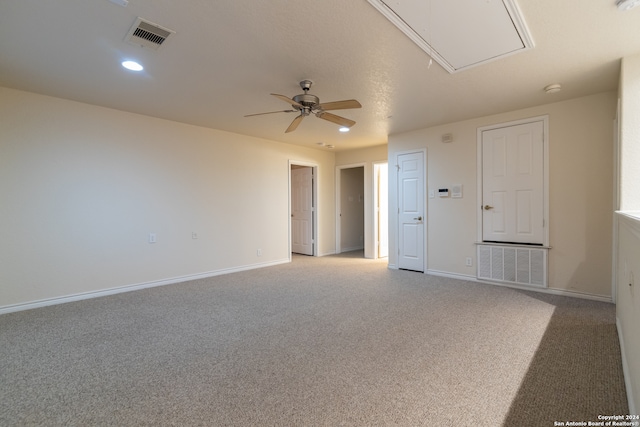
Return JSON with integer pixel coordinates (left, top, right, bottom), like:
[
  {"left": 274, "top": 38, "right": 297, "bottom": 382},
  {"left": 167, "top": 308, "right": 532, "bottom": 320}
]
[{"left": 367, "top": 0, "right": 534, "bottom": 73}]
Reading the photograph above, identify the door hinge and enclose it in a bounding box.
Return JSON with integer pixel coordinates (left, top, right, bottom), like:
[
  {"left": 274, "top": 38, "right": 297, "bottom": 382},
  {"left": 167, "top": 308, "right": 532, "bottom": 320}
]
[{"left": 396, "top": 164, "right": 400, "bottom": 171}]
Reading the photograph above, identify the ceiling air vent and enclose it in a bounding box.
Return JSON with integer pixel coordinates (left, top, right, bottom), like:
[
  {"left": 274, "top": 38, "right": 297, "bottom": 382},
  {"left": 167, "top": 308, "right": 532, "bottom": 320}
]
[{"left": 125, "top": 17, "right": 175, "bottom": 51}]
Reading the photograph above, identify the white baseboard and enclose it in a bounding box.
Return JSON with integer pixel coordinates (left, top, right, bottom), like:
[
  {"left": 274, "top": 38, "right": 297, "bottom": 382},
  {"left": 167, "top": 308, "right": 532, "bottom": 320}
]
[
  {"left": 318, "top": 250, "right": 336, "bottom": 257},
  {"left": 4, "top": 259, "right": 613, "bottom": 315},
  {"left": 425, "top": 269, "right": 613, "bottom": 303},
  {"left": 0, "top": 258, "right": 290, "bottom": 315},
  {"left": 617, "top": 317, "right": 637, "bottom": 416},
  {"left": 426, "top": 269, "right": 476, "bottom": 282},
  {"left": 339, "top": 245, "right": 365, "bottom": 253}
]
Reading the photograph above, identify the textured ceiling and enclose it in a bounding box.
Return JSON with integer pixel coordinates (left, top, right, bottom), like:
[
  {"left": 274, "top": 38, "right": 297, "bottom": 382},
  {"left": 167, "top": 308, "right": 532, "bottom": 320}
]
[{"left": 1, "top": 0, "right": 640, "bottom": 151}]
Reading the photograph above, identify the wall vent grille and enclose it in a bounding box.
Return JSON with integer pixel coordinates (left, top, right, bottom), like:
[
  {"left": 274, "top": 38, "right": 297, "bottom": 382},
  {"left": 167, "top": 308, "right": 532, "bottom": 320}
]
[
  {"left": 125, "top": 18, "right": 174, "bottom": 51},
  {"left": 477, "top": 245, "right": 547, "bottom": 288}
]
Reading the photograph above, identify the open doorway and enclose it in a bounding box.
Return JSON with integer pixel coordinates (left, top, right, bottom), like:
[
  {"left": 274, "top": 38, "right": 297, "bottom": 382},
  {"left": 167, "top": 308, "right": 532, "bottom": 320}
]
[
  {"left": 338, "top": 166, "right": 365, "bottom": 254},
  {"left": 290, "top": 162, "right": 317, "bottom": 257},
  {"left": 336, "top": 163, "right": 388, "bottom": 259}
]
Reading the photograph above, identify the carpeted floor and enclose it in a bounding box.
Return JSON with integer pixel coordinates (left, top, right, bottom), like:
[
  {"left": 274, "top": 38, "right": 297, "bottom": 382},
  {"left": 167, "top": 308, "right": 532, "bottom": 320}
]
[{"left": 0, "top": 252, "right": 628, "bottom": 426}]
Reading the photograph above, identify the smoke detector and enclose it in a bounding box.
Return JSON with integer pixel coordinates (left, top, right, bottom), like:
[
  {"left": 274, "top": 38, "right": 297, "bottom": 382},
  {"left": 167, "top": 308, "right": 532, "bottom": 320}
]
[
  {"left": 544, "top": 83, "right": 562, "bottom": 94},
  {"left": 125, "top": 17, "right": 175, "bottom": 51}
]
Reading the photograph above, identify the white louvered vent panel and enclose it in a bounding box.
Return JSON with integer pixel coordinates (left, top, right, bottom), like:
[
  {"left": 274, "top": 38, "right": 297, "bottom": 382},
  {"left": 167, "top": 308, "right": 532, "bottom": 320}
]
[
  {"left": 478, "top": 246, "right": 492, "bottom": 279},
  {"left": 504, "top": 248, "right": 516, "bottom": 282},
  {"left": 476, "top": 245, "right": 547, "bottom": 288},
  {"left": 517, "top": 249, "right": 530, "bottom": 284},
  {"left": 491, "top": 247, "right": 503, "bottom": 280},
  {"left": 531, "top": 250, "right": 544, "bottom": 285},
  {"left": 125, "top": 18, "right": 175, "bottom": 51}
]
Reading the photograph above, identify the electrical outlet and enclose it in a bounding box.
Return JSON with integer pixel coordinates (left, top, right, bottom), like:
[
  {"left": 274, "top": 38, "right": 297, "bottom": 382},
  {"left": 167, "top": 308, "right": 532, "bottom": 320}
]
[
  {"left": 149, "top": 233, "right": 157, "bottom": 243},
  {"left": 192, "top": 232, "right": 198, "bottom": 239},
  {"left": 257, "top": 249, "right": 262, "bottom": 257},
  {"left": 465, "top": 257, "right": 472, "bottom": 267}
]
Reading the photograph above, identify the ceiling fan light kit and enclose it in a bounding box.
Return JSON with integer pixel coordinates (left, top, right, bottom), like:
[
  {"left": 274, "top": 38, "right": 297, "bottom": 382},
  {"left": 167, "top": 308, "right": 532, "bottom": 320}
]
[{"left": 245, "top": 80, "right": 362, "bottom": 133}]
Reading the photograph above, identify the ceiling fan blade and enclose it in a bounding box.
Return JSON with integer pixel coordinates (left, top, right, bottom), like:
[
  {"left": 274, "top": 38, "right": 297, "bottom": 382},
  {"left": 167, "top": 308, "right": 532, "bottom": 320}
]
[
  {"left": 285, "top": 114, "right": 304, "bottom": 133},
  {"left": 244, "top": 110, "right": 296, "bottom": 117},
  {"left": 271, "top": 93, "right": 304, "bottom": 109},
  {"left": 317, "top": 112, "right": 356, "bottom": 128},
  {"left": 317, "top": 99, "right": 362, "bottom": 111}
]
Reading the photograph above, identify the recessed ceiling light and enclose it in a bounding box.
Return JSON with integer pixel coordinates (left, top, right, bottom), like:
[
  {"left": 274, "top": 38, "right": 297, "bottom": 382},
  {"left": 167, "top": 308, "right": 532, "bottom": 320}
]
[
  {"left": 339, "top": 127, "right": 350, "bottom": 133},
  {"left": 544, "top": 83, "right": 561, "bottom": 94},
  {"left": 122, "top": 60, "right": 143, "bottom": 71},
  {"left": 326, "top": 145, "right": 335, "bottom": 149}
]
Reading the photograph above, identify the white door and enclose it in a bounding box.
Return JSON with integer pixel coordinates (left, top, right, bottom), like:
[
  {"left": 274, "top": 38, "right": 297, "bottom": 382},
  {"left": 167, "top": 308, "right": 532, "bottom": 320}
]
[
  {"left": 397, "top": 152, "right": 425, "bottom": 271},
  {"left": 482, "top": 121, "right": 544, "bottom": 244},
  {"left": 291, "top": 166, "right": 314, "bottom": 255},
  {"left": 376, "top": 163, "right": 389, "bottom": 258}
]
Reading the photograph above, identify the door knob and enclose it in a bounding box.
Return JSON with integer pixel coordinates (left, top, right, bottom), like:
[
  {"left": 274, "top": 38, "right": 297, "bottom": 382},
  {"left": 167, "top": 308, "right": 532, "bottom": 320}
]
[
  {"left": 413, "top": 216, "right": 422, "bottom": 221},
  {"left": 484, "top": 205, "right": 494, "bottom": 210}
]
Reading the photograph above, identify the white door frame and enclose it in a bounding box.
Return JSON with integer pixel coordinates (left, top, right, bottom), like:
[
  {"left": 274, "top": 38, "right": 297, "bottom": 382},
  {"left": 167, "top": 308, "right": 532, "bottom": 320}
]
[
  {"left": 394, "top": 149, "right": 427, "bottom": 272},
  {"left": 335, "top": 163, "right": 366, "bottom": 255},
  {"left": 476, "top": 115, "right": 550, "bottom": 246},
  {"left": 373, "top": 161, "right": 389, "bottom": 259},
  {"left": 612, "top": 99, "right": 621, "bottom": 304},
  {"left": 289, "top": 160, "right": 318, "bottom": 260}
]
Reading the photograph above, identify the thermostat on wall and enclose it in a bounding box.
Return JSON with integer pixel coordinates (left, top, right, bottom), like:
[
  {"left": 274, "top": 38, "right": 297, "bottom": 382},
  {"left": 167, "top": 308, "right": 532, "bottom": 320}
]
[
  {"left": 438, "top": 188, "right": 449, "bottom": 197},
  {"left": 451, "top": 184, "right": 463, "bottom": 198}
]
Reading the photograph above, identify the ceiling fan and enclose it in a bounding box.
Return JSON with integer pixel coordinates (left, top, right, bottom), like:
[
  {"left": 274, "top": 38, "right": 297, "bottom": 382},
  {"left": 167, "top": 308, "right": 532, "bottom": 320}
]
[{"left": 245, "top": 80, "right": 362, "bottom": 133}]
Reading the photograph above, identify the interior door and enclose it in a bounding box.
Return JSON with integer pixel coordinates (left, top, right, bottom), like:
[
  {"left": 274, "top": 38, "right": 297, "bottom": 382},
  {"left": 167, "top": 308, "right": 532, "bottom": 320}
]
[
  {"left": 482, "top": 121, "right": 544, "bottom": 244},
  {"left": 397, "top": 152, "right": 425, "bottom": 271},
  {"left": 291, "top": 166, "right": 314, "bottom": 255}
]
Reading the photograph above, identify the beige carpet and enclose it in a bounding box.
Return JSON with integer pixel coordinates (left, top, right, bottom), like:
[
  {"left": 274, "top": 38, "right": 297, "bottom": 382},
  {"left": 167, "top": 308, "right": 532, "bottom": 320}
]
[{"left": 0, "top": 252, "right": 628, "bottom": 426}]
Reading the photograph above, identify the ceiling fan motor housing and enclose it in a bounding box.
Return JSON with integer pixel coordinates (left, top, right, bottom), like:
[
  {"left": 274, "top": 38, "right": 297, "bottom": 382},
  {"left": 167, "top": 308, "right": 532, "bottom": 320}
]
[{"left": 293, "top": 93, "right": 320, "bottom": 110}]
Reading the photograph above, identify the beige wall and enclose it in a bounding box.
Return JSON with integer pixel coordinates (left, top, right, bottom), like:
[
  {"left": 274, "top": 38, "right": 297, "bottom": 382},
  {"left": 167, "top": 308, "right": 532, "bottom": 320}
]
[
  {"left": 388, "top": 91, "right": 616, "bottom": 298},
  {"left": 0, "top": 87, "right": 337, "bottom": 309},
  {"left": 336, "top": 144, "right": 387, "bottom": 166},
  {"left": 620, "top": 55, "right": 640, "bottom": 211}
]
